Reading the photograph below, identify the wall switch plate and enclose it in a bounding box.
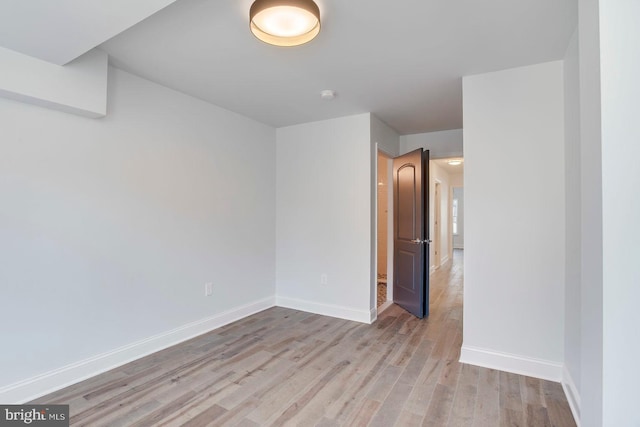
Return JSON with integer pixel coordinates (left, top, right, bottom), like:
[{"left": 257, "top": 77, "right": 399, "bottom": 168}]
[
  {"left": 205, "top": 283, "right": 213, "bottom": 296},
  {"left": 320, "top": 274, "right": 328, "bottom": 285}
]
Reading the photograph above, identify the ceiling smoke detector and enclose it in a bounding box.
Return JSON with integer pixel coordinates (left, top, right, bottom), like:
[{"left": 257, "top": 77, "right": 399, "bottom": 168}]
[{"left": 320, "top": 90, "right": 337, "bottom": 100}]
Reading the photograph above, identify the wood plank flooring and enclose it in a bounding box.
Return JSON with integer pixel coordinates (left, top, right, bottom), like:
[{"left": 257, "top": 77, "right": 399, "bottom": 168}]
[{"left": 33, "top": 250, "right": 576, "bottom": 426}]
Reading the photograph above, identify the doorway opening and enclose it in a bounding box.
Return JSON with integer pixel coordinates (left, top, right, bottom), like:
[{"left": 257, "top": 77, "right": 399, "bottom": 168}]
[
  {"left": 429, "top": 157, "right": 464, "bottom": 273},
  {"left": 434, "top": 181, "right": 442, "bottom": 269},
  {"left": 376, "top": 150, "right": 393, "bottom": 312},
  {"left": 453, "top": 187, "right": 464, "bottom": 250},
  {"left": 375, "top": 150, "right": 463, "bottom": 318}
]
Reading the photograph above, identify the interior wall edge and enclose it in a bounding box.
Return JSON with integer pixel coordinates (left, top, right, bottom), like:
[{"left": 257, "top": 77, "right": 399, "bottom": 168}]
[
  {"left": 562, "top": 364, "right": 582, "bottom": 427},
  {"left": 0, "top": 48, "right": 108, "bottom": 117}
]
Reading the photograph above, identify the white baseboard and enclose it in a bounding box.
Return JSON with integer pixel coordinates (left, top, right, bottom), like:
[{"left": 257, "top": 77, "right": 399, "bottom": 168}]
[
  {"left": 377, "top": 300, "right": 393, "bottom": 315},
  {"left": 459, "top": 345, "right": 563, "bottom": 381},
  {"left": 0, "top": 296, "right": 276, "bottom": 404},
  {"left": 562, "top": 365, "right": 581, "bottom": 426},
  {"left": 440, "top": 256, "right": 450, "bottom": 266},
  {"left": 369, "top": 307, "right": 378, "bottom": 323},
  {"left": 276, "top": 296, "right": 372, "bottom": 324}
]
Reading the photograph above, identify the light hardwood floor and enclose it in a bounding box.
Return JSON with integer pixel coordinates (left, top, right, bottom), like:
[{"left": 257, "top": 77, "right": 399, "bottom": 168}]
[{"left": 33, "top": 250, "right": 576, "bottom": 426}]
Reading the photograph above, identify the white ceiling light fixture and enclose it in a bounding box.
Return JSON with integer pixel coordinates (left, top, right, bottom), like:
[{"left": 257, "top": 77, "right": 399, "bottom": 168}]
[
  {"left": 250, "top": 0, "right": 321, "bottom": 47},
  {"left": 447, "top": 159, "right": 463, "bottom": 166}
]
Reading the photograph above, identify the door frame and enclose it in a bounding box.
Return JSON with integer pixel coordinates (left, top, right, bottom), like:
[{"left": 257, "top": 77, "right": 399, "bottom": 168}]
[
  {"left": 374, "top": 146, "right": 395, "bottom": 314},
  {"left": 386, "top": 155, "right": 394, "bottom": 305}
]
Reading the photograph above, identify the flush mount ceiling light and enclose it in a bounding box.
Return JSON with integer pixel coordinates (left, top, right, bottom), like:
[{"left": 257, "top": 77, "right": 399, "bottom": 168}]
[
  {"left": 250, "top": 0, "right": 321, "bottom": 47},
  {"left": 447, "top": 159, "right": 463, "bottom": 166}
]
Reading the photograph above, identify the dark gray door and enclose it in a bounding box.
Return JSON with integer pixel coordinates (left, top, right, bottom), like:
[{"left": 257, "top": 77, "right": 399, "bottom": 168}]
[{"left": 392, "top": 148, "right": 430, "bottom": 318}]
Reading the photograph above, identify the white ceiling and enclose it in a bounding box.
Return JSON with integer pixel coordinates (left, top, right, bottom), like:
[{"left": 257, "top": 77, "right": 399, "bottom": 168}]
[
  {"left": 433, "top": 158, "right": 464, "bottom": 176},
  {"left": 0, "top": 0, "right": 178, "bottom": 65},
  {"left": 1, "top": 0, "right": 577, "bottom": 134}
]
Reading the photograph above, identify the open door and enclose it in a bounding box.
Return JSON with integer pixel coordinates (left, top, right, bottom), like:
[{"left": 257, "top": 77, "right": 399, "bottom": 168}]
[{"left": 392, "top": 148, "right": 430, "bottom": 318}]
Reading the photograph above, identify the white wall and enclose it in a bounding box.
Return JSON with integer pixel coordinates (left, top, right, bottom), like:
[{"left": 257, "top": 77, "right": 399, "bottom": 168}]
[
  {"left": 400, "top": 129, "right": 463, "bottom": 159},
  {"left": 430, "top": 161, "right": 452, "bottom": 269},
  {"left": 578, "top": 0, "right": 603, "bottom": 424},
  {"left": 371, "top": 115, "right": 400, "bottom": 158},
  {"left": 0, "top": 67, "right": 276, "bottom": 401},
  {"left": 453, "top": 187, "right": 464, "bottom": 249},
  {"left": 562, "top": 28, "right": 582, "bottom": 420},
  {"left": 599, "top": 1, "right": 640, "bottom": 425},
  {"left": 461, "top": 61, "right": 566, "bottom": 380},
  {"left": 276, "top": 113, "right": 375, "bottom": 322},
  {"left": 0, "top": 48, "right": 108, "bottom": 118},
  {"left": 450, "top": 172, "right": 463, "bottom": 188}
]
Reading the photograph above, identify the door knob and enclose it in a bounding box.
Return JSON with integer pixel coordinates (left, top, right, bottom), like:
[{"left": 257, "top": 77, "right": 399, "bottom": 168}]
[{"left": 411, "top": 239, "right": 432, "bottom": 244}]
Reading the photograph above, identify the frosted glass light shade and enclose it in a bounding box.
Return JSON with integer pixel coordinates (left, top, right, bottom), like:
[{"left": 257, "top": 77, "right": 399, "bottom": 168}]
[{"left": 250, "top": 0, "right": 321, "bottom": 46}]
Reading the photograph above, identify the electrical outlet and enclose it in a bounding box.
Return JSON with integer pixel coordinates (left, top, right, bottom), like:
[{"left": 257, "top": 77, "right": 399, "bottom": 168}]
[
  {"left": 205, "top": 283, "right": 213, "bottom": 296},
  {"left": 320, "top": 274, "right": 328, "bottom": 285}
]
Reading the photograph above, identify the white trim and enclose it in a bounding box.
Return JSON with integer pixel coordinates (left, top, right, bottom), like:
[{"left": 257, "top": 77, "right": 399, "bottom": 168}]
[
  {"left": 0, "top": 296, "right": 275, "bottom": 404},
  {"left": 276, "top": 296, "right": 372, "bottom": 324},
  {"left": 386, "top": 156, "right": 394, "bottom": 302},
  {"left": 459, "top": 344, "right": 563, "bottom": 381},
  {"left": 369, "top": 307, "right": 378, "bottom": 324},
  {"left": 562, "top": 365, "right": 581, "bottom": 426},
  {"left": 377, "top": 300, "right": 393, "bottom": 315},
  {"left": 440, "top": 255, "right": 450, "bottom": 266}
]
